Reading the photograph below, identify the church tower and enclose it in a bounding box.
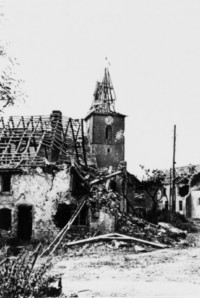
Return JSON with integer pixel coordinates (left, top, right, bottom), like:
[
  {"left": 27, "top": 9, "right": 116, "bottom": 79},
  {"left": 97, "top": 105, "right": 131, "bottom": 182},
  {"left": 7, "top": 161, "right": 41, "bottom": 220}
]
[{"left": 85, "top": 68, "right": 126, "bottom": 168}]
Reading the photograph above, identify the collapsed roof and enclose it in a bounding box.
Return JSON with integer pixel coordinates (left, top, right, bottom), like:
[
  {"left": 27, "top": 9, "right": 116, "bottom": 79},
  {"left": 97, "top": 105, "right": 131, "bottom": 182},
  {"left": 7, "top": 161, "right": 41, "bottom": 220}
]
[{"left": 0, "top": 110, "right": 87, "bottom": 169}]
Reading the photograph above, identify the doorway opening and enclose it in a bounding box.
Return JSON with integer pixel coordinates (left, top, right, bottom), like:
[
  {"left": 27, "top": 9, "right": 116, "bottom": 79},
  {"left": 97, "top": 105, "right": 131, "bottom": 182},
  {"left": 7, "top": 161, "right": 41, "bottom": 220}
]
[{"left": 17, "top": 204, "right": 33, "bottom": 241}]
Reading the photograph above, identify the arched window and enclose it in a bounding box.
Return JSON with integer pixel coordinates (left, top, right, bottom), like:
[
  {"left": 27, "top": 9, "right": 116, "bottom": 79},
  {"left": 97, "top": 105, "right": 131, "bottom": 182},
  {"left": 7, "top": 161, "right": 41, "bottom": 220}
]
[
  {"left": 105, "top": 126, "right": 112, "bottom": 143},
  {"left": 0, "top": 208, "right": 11, "bottom": 230}
]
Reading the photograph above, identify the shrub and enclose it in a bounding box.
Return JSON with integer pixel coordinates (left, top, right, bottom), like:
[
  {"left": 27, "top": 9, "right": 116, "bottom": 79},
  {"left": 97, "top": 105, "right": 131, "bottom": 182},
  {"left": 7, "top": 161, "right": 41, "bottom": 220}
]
[{"left": 0, "top": 245, "right": 56, "bottom": 297}]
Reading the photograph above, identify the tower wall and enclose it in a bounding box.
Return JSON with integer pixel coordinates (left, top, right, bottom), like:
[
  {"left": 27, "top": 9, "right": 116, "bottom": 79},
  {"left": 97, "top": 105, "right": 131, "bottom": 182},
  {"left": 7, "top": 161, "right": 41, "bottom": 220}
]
[{"left": 85, "top": 113, "right": 125, "bottom": 168}]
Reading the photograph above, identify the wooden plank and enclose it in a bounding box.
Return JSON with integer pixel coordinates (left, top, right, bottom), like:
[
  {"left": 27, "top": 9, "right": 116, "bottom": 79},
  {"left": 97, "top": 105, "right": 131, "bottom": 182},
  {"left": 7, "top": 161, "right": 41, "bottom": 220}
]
[
  {"left": 65, "top": 233, "right": 167, "bottom": 249},
  {"left": 70, "top": 118, "right": 80, "bottom": 164},
  {"left": 40, "top": 198, "right": 86, "bottom": 257},
  {"left": 90, "top": 171, "right": 122, "bottom": 185},
  {"left": 107, "top": 233, "right": 167, "bottom": 248},
  {"left": 81, "top": 119, "right": 87, "bottom": 167}
]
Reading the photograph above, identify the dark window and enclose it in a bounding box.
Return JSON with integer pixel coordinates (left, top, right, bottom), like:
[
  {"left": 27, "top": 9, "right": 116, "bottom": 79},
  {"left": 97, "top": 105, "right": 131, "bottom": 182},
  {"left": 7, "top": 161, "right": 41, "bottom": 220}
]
[
  {"left": 165, "top": 201, "right": 168, "bottom": 210},
  {"left": 70, "top": 168, "right": 88, "bottom": 196},
  {"left": 179, "top": 201, "right": 183, "bottom": 211},
  {"left": 162, "top": 188, "right": 167, "bottom": 196},
  {"left": 1, "top": 174, "right": 11, "bottom": 192},
  {"left": 109, "top": 180, "right": 117, "bottom": 191},
  {"left": 53, "top": 203, "right": 88, "bottom": 229},
  {"left": 107, "top": 148, "right": 110, "bottom": 153},
  {"left": 53, "top": 203, "right": 71, "bottom": 229},
  {"left": 105, "top": 126, "right": 112, "bottom": 143},
  {"left": 0, "top": 208, "right": 11, "bottom": 230},
  {"left": 178, "top": 185, "right": 189, "bottom": 197},
  {"left": 17, "top": 205, "right": 33, "bottom": 240},
  {"left": 198, "top": 198, "right": 200, "bottom": 205}
]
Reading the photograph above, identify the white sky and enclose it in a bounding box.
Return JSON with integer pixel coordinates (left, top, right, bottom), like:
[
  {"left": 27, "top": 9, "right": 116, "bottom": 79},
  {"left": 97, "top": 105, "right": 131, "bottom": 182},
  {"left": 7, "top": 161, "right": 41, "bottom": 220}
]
[{"left": 1, "top": 0, "right": 200, "bottom": 175}]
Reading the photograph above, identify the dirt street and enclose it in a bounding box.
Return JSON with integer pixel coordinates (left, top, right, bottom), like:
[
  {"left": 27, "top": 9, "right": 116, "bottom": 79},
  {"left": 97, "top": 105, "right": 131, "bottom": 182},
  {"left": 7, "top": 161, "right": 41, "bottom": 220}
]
[{"left": 51, "top": 234, "right": 200, "bottom": 297}]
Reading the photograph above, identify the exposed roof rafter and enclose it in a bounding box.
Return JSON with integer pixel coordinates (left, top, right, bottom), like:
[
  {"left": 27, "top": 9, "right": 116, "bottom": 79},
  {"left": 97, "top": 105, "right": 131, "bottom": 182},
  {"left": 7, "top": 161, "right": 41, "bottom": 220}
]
[{"left": 0, "top": 114, "right": 87, "bottom": 169}]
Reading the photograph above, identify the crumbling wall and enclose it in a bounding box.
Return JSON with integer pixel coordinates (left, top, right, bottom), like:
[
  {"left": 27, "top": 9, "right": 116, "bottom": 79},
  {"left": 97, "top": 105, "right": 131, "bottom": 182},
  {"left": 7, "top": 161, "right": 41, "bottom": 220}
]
[
  {"left": 98, "top": 208, "right": 115, "bottom": 233},
  {"left": 89, "top": 207, "right": 116, "bottom": 233},
  {"left": 188, "top": 190, "right": 200, "bottom": 218},
  {"left": 0, "top": 166, "right": 72, "bottom": 241}
]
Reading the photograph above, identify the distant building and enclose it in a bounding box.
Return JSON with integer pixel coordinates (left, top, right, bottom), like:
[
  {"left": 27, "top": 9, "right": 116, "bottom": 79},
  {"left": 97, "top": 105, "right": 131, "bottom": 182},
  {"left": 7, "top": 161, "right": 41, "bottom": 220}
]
[{"left": 159, "top": 165, "right": 200, "bottom": 218}]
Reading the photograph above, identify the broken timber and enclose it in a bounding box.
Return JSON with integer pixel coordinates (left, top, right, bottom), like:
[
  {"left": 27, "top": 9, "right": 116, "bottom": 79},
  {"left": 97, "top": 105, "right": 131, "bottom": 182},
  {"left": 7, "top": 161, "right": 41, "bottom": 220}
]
[
  {"left": 65, "top": 233, "right": 167, "bottom": 249},
  {"left": 0, "top": 114, "right": 87, "bottom": 168},
  {"left": 40, "top": 198, "right": 86, "bottom": 257},
  {"left": 90, "top": 170, "right": 122, "bottom": 185}
]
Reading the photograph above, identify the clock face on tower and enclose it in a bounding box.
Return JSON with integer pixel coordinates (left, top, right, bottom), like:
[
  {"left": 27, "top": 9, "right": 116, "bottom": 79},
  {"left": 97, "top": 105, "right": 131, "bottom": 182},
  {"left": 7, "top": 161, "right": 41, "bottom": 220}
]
[{"left": 105, "top": 116, "right": 114, "bottom": 125}]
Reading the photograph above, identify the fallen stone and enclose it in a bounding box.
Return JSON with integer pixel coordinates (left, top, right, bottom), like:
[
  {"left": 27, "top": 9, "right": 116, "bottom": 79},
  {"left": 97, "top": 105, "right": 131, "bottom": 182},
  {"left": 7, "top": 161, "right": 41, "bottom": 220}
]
[{"left": 134, "top": 245, "right": 146, "bottom": 253}]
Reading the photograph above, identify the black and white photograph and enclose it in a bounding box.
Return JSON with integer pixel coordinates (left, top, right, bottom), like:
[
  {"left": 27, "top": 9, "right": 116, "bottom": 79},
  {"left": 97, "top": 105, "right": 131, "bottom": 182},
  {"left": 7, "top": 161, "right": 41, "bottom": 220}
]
[{"left": 0, "top": 0, "right": 200, "bottom": 297}]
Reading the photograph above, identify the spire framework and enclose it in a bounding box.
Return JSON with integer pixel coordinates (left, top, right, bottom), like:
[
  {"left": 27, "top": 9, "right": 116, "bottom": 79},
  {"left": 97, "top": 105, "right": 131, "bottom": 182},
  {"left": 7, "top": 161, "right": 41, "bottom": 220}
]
[{"left": 91, "top": 68, "right": 117, "bottom": 113}]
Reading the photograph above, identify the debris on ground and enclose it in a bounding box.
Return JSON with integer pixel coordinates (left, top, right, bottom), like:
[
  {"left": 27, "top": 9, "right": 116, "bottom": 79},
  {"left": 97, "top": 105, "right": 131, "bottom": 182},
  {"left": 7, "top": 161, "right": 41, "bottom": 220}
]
[
  {"left": 41, "top": 177, "right": 192, "bottom": 259},
  {"left": 116, "top": 212, "right": 188, "bottom": 246},
  {"left": 158, "top": 222, "right": 187, "bottom": 239},
  {"left": 65, "top": 233, "right": 167, "bottom": 249},
  {"left": 172, "top": 212, "right": 199, "bottom": 232}
]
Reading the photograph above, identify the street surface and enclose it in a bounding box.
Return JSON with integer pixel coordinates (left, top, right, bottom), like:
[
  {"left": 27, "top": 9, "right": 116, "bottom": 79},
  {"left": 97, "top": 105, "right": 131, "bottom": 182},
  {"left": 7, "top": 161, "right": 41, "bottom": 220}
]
[{"left": 51, "top": 233, "right": 200, "bottom": 297}]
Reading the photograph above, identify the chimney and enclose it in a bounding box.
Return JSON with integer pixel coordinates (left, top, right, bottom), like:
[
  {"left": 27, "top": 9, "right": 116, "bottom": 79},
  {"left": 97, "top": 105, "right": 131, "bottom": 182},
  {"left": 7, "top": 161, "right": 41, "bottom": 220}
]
[{"left": 50, "top": 110, "right": 62, "bottom": 162}]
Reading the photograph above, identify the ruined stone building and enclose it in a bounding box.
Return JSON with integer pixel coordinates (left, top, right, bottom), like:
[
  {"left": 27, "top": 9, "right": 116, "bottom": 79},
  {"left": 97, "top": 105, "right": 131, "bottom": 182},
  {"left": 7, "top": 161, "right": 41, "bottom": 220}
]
[
  {"left": 158, "top": 165, "right": 200, "bottom": 219},
  {"left": 0, "top": 68, "right": 127, "bottom": 242}
]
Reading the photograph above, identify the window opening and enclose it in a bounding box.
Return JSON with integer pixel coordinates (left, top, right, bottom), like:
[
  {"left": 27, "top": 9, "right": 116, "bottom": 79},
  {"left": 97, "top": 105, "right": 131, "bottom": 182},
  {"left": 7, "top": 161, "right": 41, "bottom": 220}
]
[
  {"left": 109, "top": 180, "right": 117, "bottom": 191},
  {"left": 1, "top": 174, "right": 11, "bottom": 192},
  {"left": 179, "top": 201, "right": 183, "bottom": 211},
  {"left": 165, "top": 201, "right": 168, "bottom": 210},
  {"left": 105, "top": 125, "right": 112, "bottom": 143},
  {"left": 0, "top": 208, "right": 11, "bottom": 230},
  {"left": 162, "top": 187, "right": 167, "bottom": 196},
  {"left": 178, "top": 185, "right": 189, "bottom": 197},
  {"left": 17, "top": 205, "right": 32, "bottom": 240},
  {"left": 53, "top": 203, "right": 71, "bottom": 229}
]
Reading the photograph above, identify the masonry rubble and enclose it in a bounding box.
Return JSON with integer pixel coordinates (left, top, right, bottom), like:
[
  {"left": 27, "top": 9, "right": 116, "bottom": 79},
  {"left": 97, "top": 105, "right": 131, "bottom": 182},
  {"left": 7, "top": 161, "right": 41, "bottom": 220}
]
[{"left": 45, "top": 163, "right": 191, "bottom": 256}]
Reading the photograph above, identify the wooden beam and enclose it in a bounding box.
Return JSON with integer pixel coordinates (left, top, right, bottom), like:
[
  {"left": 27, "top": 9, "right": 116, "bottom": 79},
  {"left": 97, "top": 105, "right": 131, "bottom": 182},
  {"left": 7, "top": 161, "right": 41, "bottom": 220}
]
[
  {"left": 90, "top": 170, "right": 122, "bottom": 185},
  {"left": 70, "top": 118, "right": 80, "bottom": 164},
  {"left": 40, "top": 198, "right": 86, "bottom": 257},
  {"left": 81, "top": 119, "right": 87, "bottom": 167},
  {"left": 65, "top": 232, "right": 167, "bottom": 249}
]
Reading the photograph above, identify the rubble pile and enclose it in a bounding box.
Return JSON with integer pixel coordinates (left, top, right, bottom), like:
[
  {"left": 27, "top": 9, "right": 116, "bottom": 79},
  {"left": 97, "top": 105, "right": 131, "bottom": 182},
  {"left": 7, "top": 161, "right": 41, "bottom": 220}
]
[
  {"left": 87, "top": 181, "right": 187, "bottom": 246},
  {"left": 172, "top": 212, "right": 198, "bottom": 233},
  {"left": 117, "top": 212, "right": 189, "bottom": 245},
  {"left": 88, "top": 186, "right": 121, "bottom": 215}
]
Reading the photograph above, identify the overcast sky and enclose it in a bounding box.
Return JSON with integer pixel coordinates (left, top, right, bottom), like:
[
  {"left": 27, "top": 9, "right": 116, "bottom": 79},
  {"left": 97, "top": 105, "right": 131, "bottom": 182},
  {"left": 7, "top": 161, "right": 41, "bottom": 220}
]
[{"left": 1, "top": 0, "right": 200, "bottom": 175}]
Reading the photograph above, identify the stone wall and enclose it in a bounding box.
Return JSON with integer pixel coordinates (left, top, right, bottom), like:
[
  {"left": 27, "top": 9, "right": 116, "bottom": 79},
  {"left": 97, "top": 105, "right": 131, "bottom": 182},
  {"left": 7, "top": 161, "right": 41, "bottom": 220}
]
[{"left": 0, "top": 166, "right": 72, "bottom": 241}]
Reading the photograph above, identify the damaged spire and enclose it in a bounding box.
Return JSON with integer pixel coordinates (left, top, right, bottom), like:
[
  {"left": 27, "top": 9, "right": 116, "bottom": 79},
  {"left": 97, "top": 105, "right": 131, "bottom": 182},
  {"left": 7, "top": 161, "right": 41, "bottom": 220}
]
[{"left": 91, "top": 68, "right": 116, "bottom": 113}]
